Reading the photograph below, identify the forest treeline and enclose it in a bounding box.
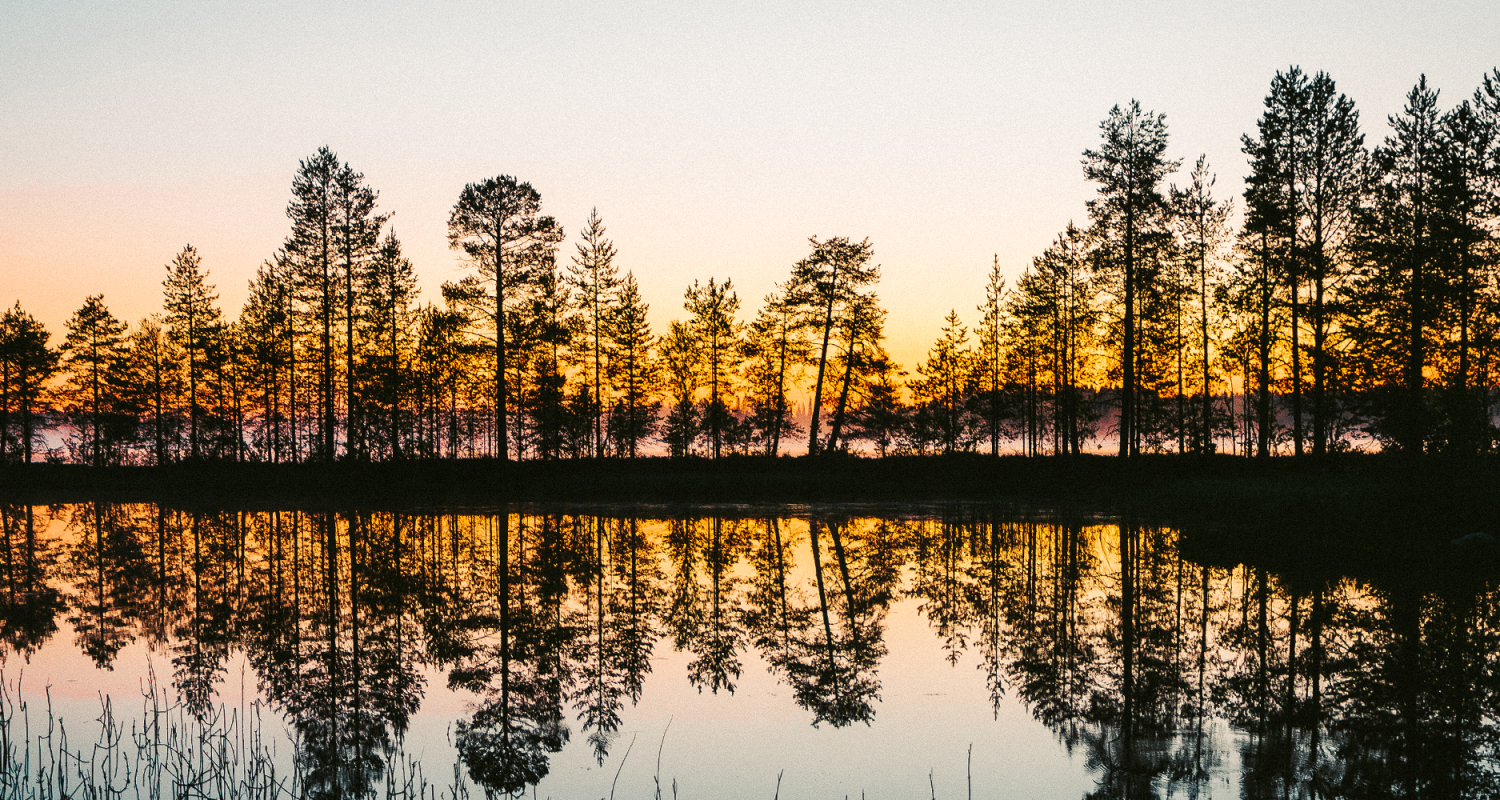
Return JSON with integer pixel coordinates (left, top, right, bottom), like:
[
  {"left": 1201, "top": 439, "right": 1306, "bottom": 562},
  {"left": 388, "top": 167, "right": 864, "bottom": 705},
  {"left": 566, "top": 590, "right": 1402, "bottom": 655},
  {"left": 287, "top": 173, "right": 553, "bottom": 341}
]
[{"left": 3, "top": 67, "right": 1499, "bottom": 465}]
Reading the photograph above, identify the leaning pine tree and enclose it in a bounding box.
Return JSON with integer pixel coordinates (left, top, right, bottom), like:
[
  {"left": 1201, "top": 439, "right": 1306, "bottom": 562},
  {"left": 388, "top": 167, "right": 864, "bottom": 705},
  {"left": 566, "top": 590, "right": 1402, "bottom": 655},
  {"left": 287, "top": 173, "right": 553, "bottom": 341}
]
[{"left": 787, "top": 237, "right": 878, "bottom": 456}]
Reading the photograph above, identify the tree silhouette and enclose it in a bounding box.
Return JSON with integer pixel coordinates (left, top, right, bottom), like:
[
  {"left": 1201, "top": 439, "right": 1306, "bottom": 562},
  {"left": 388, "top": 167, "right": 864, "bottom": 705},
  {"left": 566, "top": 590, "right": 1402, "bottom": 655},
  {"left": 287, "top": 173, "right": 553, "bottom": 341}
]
[
  {"left": 1084, "top": 101, "right": 1179, "bottom": 458},
  {"left": 1347, "top": 78, "right": 1448, "bottom": 454},
  {"left": 0, "top": 304, "right": 56, "bottom": 464},
  {"left": 284, "top": 149, "right": 343, "bottom": 461},
  {"left": 823, "top": 293, "right": 888, "bottom": 454},
  {"left": 0, "top": 504, "right": 63, "bottom": 659},
  {"left": 788, "top": 237, "right": 879, "bottom": 456},
  {"left": 911, "top": 311, "right": 976, "bottom": 453},
  {"left": 7, "top": 67, "right": 1500, "bottom": 464},
  {"left": 450, "top": 513, "right": 573, "bottom": 797},
  {"left": 1300, "top": 73, "right": 1367, "bottom": 456},
  {"left": 973, "top": 258, "right": 1010, "bottom": 456},
  {"left": 446, "top": 176, "right": 565, "bottom": 462},
  {"left": 742, "top": 290, "right": 807, "bottom": 456},
  {"left": 604, "top": 273, "right": 659, "bottom": 457},
  {"left": 1008, "top": 224, "right": 1102, "bottom": 455},
  {"left": 567, "top": 210, "right": 621, "bottom": 458},
  {"left": 776, "top": 519, "right": 884, "bottom": 727},
  {"left": 683, "top": 278, "right": 741, "bottom": 459},
  {"left": 59, "top": 295, "right": 129, "bottom": 466},
  {"left": 332, "top": 160, "right": 386, "bottom": 459},
  {"left": 64, "top": 502, "right": 149, "bottom": 668},
  {"left": 162, "top": 245, "right": 223, "bottom": 460},
  {"left": 1171, "top": 157, "right": 1233, "bottom": 454},
  {"left": 360, "top": 231, "right": 419, "bottom": 460},
  {"left": 659, "top": 321, "right": 701, "bottom": 457}
]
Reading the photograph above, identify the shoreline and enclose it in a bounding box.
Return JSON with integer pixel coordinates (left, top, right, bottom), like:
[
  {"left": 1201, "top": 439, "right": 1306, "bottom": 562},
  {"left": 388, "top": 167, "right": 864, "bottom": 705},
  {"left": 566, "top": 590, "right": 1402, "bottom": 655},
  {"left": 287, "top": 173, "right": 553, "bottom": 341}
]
[
  {"left": 0, "top": 451, "right": 1486, "bottom": 506},
  {"left": 3, "top": 453, "right": 1497, "bottom": 583}
]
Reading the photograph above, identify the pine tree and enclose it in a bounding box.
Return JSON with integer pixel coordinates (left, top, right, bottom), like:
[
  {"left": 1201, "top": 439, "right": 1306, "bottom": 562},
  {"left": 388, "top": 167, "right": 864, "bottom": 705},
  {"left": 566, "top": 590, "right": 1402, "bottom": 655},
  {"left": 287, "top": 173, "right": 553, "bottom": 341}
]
[
  {"left": 413, "top": 304, "right": 469, "bottom": 458},
  {"left": 1299, "top": 73, "right": 1366, "bottom": 455},
  {"left": 1172, "top": 157, "right": 1233, "bottom": 454},
  {"left": 973, "top": 257, "right": 1009, "bottom": 456},
  {"left": 216, "top": 320, "right": 250, "bottom": 461},
  {"left": 1011, "top": 223, "right": 1102, "bottom": 455},
  {"left": 787, "top": 237, "right": 879, "bottom": 456},
  {"left": 332, "top": 159, "right": 386, "bottom": 459},
  {"left": 912, "top": 311, "right": 976, "bottom": 454},
  {"left": 0, "top": 303, "right": 57, "bottom": 463},
  {"left": 446, "top": 176, "right": 564, "bottom": 461},
  {"left": 162, "top": 245, "right": 223, "bottom": 460},
  {"left": 1005, "top": 263, "right": 1047, "bottom": 456},
  {"left": 823, "top": 292, "right": 887, "bottom": 454},
  {"left": 1084, "top": 101, "right": 1179, "bottom": 457},
  {"left": 361, "top": 231, "right": 419, "bottom": 459},
  {"left": 285, "top": 147, "right": 342, "bottom": 461},
  {"left": 567, "top": 209, "right": 621, "bottom": 458},
  {"left": 1264, "top": 68, "right": 1313, "bottom": 455},
  {"left": 605, "top": 273, "right": 658, "bottom": 457},
  {"left": 1240, "top": 96, "right": 1293, "bottom": 458},
  {"left": 118, "top": 316, "right": 182, "bottom": 466},
  {"left": 1427, "top": 71, "right": 1500, "bottom": 453},
  {"left": 659, "top": 321, "right": 701, "bottom": 457},
  {"left": 59, "top": 295, "right": 129, "bottom": 466},
  {"left": 521, "top": 261, "right": 574, "bottom": 459},
  {"left": 850, "top": 356, "right": 908, "bottom": 457},
  {"left": 684, "top": 278, "right": 741, "bottom": 459},
  {"left": 1348, "top": 77, "right": 1446, "bottom": 454},
  {"left": 240, "top": 260, "right": 293, "bottom": 462},
  {"left": 741, "top": 290, "right": 807, "bottom": 456}
]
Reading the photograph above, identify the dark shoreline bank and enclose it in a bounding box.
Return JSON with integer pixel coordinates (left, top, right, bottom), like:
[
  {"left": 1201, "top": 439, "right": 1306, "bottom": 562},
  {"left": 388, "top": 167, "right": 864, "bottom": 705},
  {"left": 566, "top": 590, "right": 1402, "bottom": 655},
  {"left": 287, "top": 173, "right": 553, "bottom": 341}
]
[
  {"left": 0, "top": 452, "right": 1489, "bottom": 510},
  {"left": 3, "top": 453, "right": 1497, "bottom": 583},
  {"left": 0, "top": 452, "right": 1400, "bottom": 502}
]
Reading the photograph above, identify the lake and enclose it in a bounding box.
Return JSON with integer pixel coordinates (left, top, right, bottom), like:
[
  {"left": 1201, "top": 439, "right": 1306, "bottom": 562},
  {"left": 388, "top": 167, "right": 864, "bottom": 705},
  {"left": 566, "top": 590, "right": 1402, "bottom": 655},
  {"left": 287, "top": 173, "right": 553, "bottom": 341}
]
[{"left": 1, "top": 501, "right": 1495, "bottom": 798}]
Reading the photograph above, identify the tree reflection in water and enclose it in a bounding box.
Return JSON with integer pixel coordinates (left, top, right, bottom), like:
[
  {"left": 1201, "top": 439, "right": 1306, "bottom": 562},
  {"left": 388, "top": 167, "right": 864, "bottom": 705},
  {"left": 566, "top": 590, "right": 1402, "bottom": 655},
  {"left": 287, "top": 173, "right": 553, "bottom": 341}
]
[
  {"left": 668, "top": 516, "right": 748, "bottom": 696},
  {"left": 3, "top": 502, "right": 1499, "bottom": 798},
  {"left": 773, "top": 518, "right": 887, "bottom": 727},
  {"left": 0, "top": 504, "right": 63, "bottom": 659}
]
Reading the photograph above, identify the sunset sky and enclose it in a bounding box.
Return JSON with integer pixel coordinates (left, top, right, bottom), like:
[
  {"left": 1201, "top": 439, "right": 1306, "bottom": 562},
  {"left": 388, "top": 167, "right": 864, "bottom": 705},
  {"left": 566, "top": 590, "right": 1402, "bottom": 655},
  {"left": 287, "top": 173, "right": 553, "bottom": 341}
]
[{"left": 2, "top": 0, "right": 1493, "bottom": 369}]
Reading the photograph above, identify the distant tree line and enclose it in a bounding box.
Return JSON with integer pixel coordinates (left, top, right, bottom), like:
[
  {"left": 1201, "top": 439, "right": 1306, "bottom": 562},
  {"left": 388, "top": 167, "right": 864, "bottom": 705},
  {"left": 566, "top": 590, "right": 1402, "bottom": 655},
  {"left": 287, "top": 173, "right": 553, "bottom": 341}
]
[{"left": 2, "top": 67, "right": 1499, "bottom": 463}]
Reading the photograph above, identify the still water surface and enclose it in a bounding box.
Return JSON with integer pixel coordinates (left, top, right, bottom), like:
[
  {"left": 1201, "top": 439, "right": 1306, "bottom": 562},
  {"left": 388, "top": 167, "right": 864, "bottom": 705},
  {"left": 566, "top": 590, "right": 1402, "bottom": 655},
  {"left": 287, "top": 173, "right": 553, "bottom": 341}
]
[{"left": 1, "top": 503, "right": 1495, "bottom": 798}]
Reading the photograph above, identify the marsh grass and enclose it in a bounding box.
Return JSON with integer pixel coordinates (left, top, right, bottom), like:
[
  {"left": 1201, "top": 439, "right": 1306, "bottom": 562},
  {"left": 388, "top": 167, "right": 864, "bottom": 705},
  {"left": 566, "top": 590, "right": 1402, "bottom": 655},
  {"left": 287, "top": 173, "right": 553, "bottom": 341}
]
[{"left": 0, "top": 669, "right": 465, "bottom": 800}]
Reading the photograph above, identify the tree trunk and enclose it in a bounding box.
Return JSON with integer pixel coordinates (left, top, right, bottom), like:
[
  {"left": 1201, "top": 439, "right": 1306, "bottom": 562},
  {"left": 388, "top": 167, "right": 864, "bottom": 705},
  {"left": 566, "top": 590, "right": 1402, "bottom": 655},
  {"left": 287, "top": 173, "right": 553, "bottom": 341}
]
[
  {"left": 807, "top": 266, "right": 841, "bottom": 456},
  {"left": 827, "top": 328, "right": 857, "bottom": 453},
  {"left": 345, "top": 238, "right": 358, "bottom": 460},
  {"left": 1120, "top": 206, "right": 1136, "bottom": 458},
  {"left": 495, "top": 220, "right": 510, "bottom": 462},
  {"left": 1291, "top": 275, "right": 1303, "bottom": 456},
  {"left": 771, "top": 320, "right": 788, "bottom": 457},
  {"left": 1201, "top": 246, "right": 1212, "bottom": 453},
  {"left": 1257, "top": 233, "right": 1273, "bottom": 458},
  {"left": 1312, "top": 223, "right": 1328, "bottom": 457}
]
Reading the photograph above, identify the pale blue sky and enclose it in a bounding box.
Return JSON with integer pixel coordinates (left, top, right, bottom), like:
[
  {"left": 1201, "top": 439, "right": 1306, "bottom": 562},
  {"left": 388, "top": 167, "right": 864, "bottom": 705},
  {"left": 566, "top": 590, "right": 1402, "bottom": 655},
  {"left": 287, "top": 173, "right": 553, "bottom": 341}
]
[{"left": 2, "top": 0, "right": 1494, "bottom": 365}]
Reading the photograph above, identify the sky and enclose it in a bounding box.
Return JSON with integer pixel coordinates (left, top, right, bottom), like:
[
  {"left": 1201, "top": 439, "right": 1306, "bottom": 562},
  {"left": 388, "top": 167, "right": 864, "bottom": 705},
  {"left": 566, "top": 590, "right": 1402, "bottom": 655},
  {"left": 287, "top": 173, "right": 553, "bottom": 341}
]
[{"left": 2, "top": 0, "right": 1495, "bottom": 369}]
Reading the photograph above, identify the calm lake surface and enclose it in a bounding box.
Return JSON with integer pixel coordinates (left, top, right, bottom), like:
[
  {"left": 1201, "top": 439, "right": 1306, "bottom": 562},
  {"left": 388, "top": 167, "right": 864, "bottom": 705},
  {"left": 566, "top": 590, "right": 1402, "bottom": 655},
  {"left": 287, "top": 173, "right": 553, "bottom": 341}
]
[{"left": 1, "top": 502, "right": 1495, "bottom": 798}]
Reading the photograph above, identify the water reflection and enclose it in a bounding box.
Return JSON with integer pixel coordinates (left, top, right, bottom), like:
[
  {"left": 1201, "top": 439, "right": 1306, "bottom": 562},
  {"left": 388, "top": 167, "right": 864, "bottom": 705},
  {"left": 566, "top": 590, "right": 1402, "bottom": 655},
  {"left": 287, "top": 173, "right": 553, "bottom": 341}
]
[
  {"left": 2, "top": 502, "right": 1498, "bottom": 798},
  {"left": 0, "top": 505, "right": 63, "bottom": 659}
]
